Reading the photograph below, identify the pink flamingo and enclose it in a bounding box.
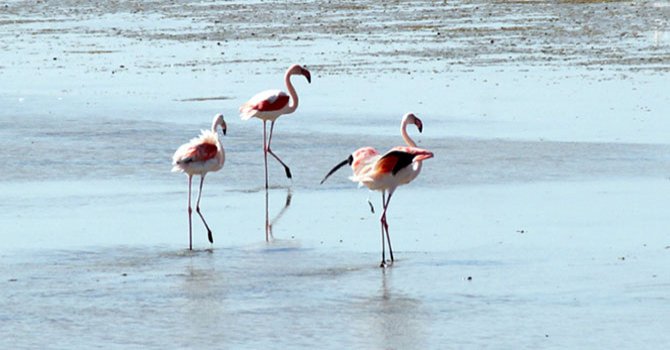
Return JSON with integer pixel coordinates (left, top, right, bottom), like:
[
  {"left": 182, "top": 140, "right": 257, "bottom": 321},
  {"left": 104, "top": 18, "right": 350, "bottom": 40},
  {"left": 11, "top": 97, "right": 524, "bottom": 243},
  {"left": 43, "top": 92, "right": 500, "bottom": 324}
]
[
  {"left": 172, "top": 114, "right": 227, "bottom": 250},
  {"left": 240, "top": 64, "right": 311, "bottom": 188},
  {"left": 321, "top": 113, "right": 433, "bottom": 267}
]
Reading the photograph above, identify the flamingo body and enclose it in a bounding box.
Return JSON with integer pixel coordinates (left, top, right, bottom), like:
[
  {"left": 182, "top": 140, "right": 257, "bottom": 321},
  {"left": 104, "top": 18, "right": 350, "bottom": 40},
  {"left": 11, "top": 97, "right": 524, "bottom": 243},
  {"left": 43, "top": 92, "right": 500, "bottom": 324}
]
[
  {"left": 353, "top": 147, "right": 433, "bottom": 191},
  {"left": 172, "top": 131, "right": 224, "bottom": 175},
  {"left": 240, "top": 90, "right": 291, "bottom": 121}
]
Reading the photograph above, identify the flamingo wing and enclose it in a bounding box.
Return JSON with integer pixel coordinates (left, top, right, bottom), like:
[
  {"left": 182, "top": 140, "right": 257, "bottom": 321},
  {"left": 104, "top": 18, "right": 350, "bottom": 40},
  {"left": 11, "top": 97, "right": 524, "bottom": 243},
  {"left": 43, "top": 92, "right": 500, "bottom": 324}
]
[
  {"left": 176, "top": 142, "right": 218, "bottom": 164},
  {"left": 375, "top": 150, "right": 416, "bottom": 176},
  {"left": 376, "top": 147, "right": 434, "bottom": 176},
  {"left": 240, "top": 89, "right": 290, "bottom": 113}
]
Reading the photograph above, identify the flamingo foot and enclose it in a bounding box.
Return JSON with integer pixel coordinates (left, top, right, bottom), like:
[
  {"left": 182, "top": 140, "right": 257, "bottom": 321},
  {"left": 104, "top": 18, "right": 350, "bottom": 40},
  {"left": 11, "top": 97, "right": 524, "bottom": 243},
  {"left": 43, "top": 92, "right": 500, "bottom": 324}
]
[
  {"left": 284, "top": 166, "right": 292, "bottom": 179},
  {"left": 380, "top": 259, "right": 394, "bottom": 268},
  {"left": 207, "top": 230, "right": 214, "bottom": 244}
]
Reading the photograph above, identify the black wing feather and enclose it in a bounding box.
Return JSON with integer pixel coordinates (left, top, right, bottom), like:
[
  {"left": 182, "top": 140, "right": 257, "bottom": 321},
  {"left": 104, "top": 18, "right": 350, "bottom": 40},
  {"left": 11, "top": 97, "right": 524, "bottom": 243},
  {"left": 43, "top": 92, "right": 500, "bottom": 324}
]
[{"left": 380, "top": 150, "right": 415, "bottom": 175}]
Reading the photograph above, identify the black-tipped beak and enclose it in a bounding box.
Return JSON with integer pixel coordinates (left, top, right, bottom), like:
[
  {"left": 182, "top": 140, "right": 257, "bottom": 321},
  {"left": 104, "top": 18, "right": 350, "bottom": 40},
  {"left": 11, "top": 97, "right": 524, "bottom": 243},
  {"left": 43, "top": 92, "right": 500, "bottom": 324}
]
[
  {"left": 303, "top": 68, "right": 311, "bottom": 83},
  {"left": 416, "top": 117, "right": 423, "bottom": 133},
  {"left": 320, "top": 155, "right": 353, "bottom": 185},
  {"left": 222, "top": 128, "right": 227, "bottom": 136}
]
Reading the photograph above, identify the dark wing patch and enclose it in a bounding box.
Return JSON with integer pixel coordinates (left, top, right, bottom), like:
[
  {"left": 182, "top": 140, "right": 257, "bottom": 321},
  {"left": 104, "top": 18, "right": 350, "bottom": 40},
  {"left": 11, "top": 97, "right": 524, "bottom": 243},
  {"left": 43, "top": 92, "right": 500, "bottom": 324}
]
[
  {"left": 376, "top": 150, "right": 415, "bottom": 175},
  {"left": 195, "top": 143, "right": 218, "bottom": 161},
  {"left": 178, "top": 143, "right": 218, "bottom": 164},
  {"left": 254, "top": 94, "right": 290, "bottom": 112}
]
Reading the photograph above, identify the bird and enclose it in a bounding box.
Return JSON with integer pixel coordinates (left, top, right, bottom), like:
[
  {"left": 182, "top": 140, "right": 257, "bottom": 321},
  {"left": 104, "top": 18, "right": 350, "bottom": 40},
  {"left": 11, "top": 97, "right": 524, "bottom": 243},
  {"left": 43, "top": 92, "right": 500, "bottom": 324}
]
[
  {"left": 320, "top": 113, "right": 433, "bottom": 267},
  {"left": 172, "top": 114, "right": 227, "bottom": 250},
  {"left": 239, "top": 64, "right": 311, "bottom": 189}
]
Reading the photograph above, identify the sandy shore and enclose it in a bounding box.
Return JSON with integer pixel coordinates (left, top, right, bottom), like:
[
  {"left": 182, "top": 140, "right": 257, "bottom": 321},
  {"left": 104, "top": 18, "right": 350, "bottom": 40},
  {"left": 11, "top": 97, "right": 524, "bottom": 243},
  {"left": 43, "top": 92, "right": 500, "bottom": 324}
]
[{"left": 2, "top": 0, "right": 669, "bottom": 74}]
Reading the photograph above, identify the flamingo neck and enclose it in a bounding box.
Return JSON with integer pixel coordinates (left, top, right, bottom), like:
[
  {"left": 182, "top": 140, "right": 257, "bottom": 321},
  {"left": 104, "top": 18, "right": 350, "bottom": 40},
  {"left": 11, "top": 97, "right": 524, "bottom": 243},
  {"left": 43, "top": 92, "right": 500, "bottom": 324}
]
[
  {"left": 401, "top": 119, "right": 417, "bottom": 147},
  {"left": 211, "top": 122, "right": 224, "bottom": 149},
  {"left": 400, "top": 117, "right": 422, "bottom": 175},
  {"left": 285, "top": 72, "right": 299, "bottom": 113}
]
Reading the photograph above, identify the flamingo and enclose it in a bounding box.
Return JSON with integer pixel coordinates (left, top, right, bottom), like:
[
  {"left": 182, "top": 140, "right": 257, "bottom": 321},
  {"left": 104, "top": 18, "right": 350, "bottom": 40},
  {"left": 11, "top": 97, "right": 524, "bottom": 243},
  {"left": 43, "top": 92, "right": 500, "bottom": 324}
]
[
  {"left": 320, "top": 113, "right": 433, "bottom": 267},
  {"left": 172, "top": 114, "right": 227, "bottom": 250},
  {"left": 239, "top": 64, "right": 311, "bottom": 189}
]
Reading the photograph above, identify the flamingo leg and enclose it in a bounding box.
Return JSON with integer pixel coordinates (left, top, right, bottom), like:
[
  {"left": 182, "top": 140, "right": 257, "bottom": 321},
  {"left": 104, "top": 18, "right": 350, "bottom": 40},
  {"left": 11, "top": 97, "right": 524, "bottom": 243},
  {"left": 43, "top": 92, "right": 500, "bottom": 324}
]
[
  {"left": 263, "top": 120, "right": 269, "bottom": 189},
  {"left": 195, "top": 175, "right": 214, "bottom": 244},
  {"left": 380, "top": 190, "right": 387, "bottom": 267},
  {"left": 383, "top": 189, "right": 396, "bottom": 264},
  {"left": 367, "top": 191, "right": 375, "bottom": 214},
  {"left": 187, "top": 175, "right": 193, "bottom": 251},
  {"left": 266, "top": 120, "right": 292, "bottom": 180}
]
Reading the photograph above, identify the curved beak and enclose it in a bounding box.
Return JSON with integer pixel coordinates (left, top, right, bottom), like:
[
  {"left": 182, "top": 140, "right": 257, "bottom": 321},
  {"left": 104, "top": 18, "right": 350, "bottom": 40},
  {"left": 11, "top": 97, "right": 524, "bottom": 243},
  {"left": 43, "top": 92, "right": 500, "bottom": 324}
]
[
  {"left": 320, "top": 154, "right": 353, "bottom": 184},
  {"left": 415, "top": 117, "right": 423, "bottom": 133},
  {"left": 302, "top": 68, "right": 312, "bottom": 83}
]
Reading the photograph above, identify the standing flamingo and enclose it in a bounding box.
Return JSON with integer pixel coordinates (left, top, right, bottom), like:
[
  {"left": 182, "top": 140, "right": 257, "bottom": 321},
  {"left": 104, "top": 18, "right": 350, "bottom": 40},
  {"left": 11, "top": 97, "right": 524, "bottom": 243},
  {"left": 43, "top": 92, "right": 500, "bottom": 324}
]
[
  {"left": 172, "top": 114, "right": 227, "bottom": 250},
  {"left": 320, "top": 113, "right": 433, "bottom": 267},
  {"left": 239, "top": 64, "right": 311, "bottom": 189}
]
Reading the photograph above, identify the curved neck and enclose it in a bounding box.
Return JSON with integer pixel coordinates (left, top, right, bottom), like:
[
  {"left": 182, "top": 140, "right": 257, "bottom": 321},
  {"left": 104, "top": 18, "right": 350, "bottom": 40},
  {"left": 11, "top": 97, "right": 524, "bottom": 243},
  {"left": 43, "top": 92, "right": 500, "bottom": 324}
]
[
  {"left": 285, "top": 72, "right": 299, "bottom": 113},
  {"left": 211, "top": 122, "right": 223, "bottom": 148},
  {"left": 215, "top": 125, "right": 224, "bottom": 150},
  {"left": 401, "top": 119, "right": 417, "bottom": 147}
]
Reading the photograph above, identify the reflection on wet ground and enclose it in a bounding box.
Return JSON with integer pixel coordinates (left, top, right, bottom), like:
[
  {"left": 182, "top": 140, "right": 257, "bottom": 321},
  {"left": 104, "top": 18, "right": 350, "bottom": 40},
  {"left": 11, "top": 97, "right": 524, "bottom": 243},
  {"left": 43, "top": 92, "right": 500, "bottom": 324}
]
[{"left": 265, "top": 187, "right": 292, "bottom": 241}]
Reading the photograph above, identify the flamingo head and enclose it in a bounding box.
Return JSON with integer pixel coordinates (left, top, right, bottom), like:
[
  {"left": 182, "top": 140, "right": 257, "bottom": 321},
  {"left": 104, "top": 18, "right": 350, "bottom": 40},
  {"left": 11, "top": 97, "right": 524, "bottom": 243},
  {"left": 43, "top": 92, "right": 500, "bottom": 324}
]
[
  {"left": 214, "top": 113, "right": 227, "bottom": 135},
  {"left": 404, "top": 112, "right": 423, "bottom": 133},
  {"left": 288, "top": 64, "right": 311, "bottom": 83},
  {"left": 320, "top": 154, "right": 353, "bottom": 185}
]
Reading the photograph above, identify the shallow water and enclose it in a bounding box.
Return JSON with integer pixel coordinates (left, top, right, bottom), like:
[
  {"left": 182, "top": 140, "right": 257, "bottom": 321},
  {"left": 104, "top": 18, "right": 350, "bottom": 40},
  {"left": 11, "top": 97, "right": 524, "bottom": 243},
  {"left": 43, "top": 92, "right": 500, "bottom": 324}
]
[
  {"left": 2, "top": 181, "right": 670, "bottom": 348},
  {"left": 2, "top": 1, "right": 670, "bottom": 348}
]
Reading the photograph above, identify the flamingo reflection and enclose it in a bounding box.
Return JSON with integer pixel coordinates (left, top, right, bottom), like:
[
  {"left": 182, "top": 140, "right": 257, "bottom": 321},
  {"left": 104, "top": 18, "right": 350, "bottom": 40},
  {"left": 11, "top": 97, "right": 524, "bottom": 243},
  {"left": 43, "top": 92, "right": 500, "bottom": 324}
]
[{"left": 265, "top": 188, "right": 293, "bottom": 241}]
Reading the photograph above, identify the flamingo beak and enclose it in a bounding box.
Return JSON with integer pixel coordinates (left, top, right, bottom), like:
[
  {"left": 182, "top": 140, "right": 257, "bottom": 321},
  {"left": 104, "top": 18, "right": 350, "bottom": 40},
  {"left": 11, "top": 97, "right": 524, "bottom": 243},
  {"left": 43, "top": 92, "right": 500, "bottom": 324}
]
[
  {"left": 302, "top": 68, "right": 312, "bottom": 83},
  {"left": 222, "top": 127, "right": 227, "bottom": 136},
  {"left": 415, "top": 118, "right": 423, "bottom": 133},
  {"left": 320, "top": 154, "right": 353, "bottom": 184}
]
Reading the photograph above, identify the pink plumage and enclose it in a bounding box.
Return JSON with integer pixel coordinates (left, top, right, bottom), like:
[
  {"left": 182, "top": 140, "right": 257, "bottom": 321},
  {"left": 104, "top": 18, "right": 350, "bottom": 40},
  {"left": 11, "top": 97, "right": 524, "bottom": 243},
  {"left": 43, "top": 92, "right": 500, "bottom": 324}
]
[{"left": 240, "top": 90, "right": 291, "bottom": 119}]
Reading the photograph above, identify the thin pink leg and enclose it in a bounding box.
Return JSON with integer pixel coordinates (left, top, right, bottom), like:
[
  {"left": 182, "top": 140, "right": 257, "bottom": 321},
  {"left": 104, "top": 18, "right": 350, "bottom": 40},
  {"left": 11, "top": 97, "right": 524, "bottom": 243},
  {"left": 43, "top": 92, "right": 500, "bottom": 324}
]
[
  {"left": 267, "top": 120, "right": 292, "bottom": 180},
  {"left": 265, "top": 188, "right": 271, "bottom": 241},
  {"left": 195, "top": 175, "right": 213, "bottom": 244},
  {"left": 383, "top": 189, "right": 395, "bottom": 263},
  {"left": 380, "top": 190, "right": 387, "bottom": 267},
  {"left": 187, "top": 175, "right": 193, "bottom": 250},
  {"left": 263, "top": 120, "right": 269, "bottom": 189}
]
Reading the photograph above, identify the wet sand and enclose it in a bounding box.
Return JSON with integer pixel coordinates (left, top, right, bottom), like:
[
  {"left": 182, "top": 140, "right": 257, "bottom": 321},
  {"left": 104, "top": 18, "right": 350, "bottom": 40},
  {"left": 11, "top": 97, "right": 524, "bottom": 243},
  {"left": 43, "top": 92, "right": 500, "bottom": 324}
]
[{"left": 2, "top": 1, "right": 670, "bottom": 348}]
